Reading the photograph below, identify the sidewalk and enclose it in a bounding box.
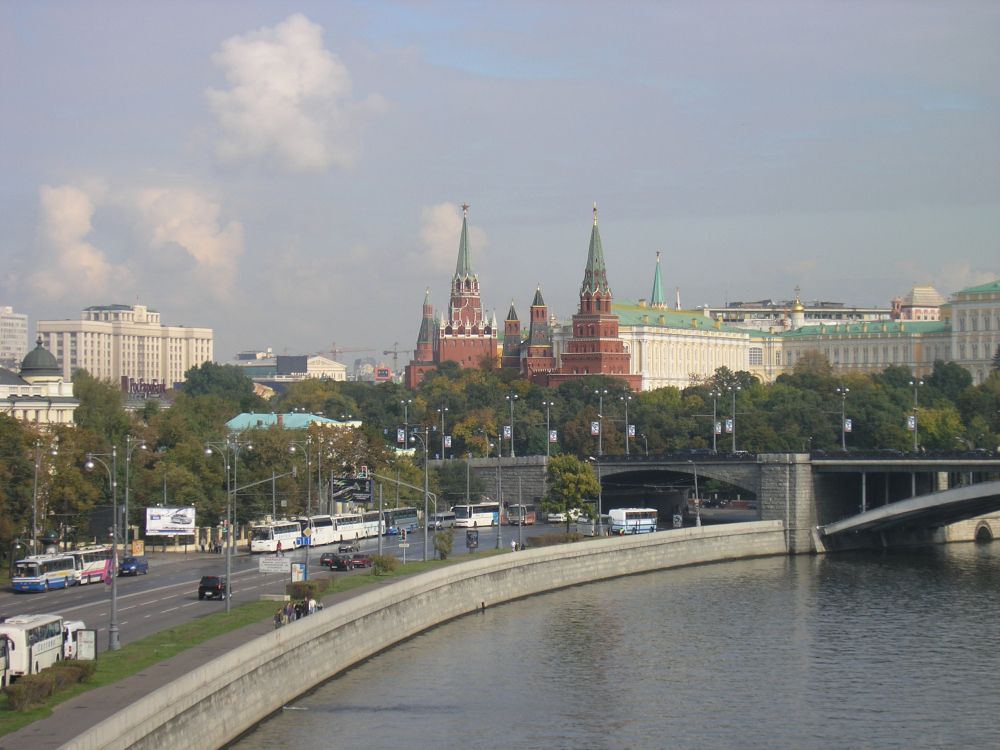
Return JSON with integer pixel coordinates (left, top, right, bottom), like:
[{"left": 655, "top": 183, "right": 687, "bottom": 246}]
[{"left": 0, "top": 578, "right": 384, "bottom": 750}]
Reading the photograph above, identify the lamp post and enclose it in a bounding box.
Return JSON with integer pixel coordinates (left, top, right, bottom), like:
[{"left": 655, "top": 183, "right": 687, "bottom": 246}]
[
  {"left": 123, "top": 435, "right": 147, "bottom": 554},
  {"left": 32, "top": 438, "right": 59, "bottom": 555},
  {"left": 542, "top": 400, "right": 555, "bottom": 457},
  {"left": 727, "top": 385, "right": 741, "bottom": 453},
  {"left": 288, "top": 437, "right": 313, "bottom": 515},
  {"left": 909, "top": 379, "right": 924, "bottom": 452},
  {"left": 594, "top": 388, "right": 608, "bottom": 456},
  {"left": 505, "top": 393, "right": 518, "bottom": 457},
  {"left": 205, "top": 437, "right": 252, "bottom": 613},
  {"left": 489, "top": 437, "right": 503, "bottom": 550},
  {"left": 588, "top": 457, "right": 604, "bottom": 537},
  {"left": 687, "top": 460, "right": 701, "bottom": 527},
  {"left": 835, "top": 387, "right": 849, "bottom": 451},
  {"left": 709, "top": 389, "right": 721, "bottom": 453},
  {"left": 85, "top": 448, "right": 120, "bottom": 650},
  {"left": 437, "top": 404, "right": 449, "bottom": 458},
  {"left": 400, "top": 399, "right": 412, "bottom": 443},
  {"left": 640, "top": 433, "right": 648, "bottom": 456},
  {"left": 621, "top": 393, "right": 632, "bottom": 456},
  {"left": 408, "top": 427, "right": 432, "bottom": 561}
]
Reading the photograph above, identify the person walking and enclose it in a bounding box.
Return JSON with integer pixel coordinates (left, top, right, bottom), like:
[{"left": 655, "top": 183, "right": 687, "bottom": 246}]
[{"left": 276, "top": 540, "right": 283, "bottom": 557}]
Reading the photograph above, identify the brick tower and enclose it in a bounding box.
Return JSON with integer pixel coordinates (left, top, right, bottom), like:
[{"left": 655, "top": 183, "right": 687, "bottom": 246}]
[
  {"left": 404, "top": 288, "right": 436, "bottom": 388},
  {"left": 522, "top": 286, "right": 556, "bottom": 381},
  {"left": 501, "top": 300, "right": 521, "bottom": 370}
]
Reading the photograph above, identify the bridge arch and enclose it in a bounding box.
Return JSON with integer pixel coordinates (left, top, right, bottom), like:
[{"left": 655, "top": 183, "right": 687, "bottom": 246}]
[{"left": 975, "top": 521, "right": 994, "bottom": 543}]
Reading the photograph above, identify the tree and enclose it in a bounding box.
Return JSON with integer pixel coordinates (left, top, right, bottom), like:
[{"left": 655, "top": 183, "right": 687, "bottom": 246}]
[
  {"left": 992, "top": 344, "right": 1000, "bottom": 372},
  {"left": 435, "top": 460, "right": 485, "bottom": 506},
  {"left": 181, "top": 362, "right": 264, "bottom": 412},
  {"left": 433, "top": 530, "right": 453, "bottom": 560},
  {"left": 926, "top": 360, "right": 973, "bottom": 403},
  {"left": 544, "top": 455, "right": 600, "bottom": 532},
  {"left": 73, "top": 370, "right": 130, "bottom": 441}
]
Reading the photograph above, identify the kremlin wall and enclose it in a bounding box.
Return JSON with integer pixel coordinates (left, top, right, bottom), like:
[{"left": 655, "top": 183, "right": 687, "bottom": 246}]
[{"left": 405, "top": 205, "right": 1000, "bottom": 390}]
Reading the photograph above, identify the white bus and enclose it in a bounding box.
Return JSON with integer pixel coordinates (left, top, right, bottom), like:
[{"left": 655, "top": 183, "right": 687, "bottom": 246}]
[
  {"left": 332, "top": 513, "right": 366, "bottom": 541},
  {"left": 383, "top": 507, "right": 419, "bottom": 535},
  {"left": 67, "top": 545, "right": 113, "bottom": 585},
  {"left": 249, "top": 520, "right": 301, "bottom": 553},
  {"left": 0, "top": 614, "right": 65, "bottom": 678},
  {"left": 453, "top": 502, "right": 501, "bottom": 528},
  {"left": 362, "top": 511, "right": 384, "bottom": 538},
  {"left": 608, "top": 508, "right": 659, "bottom": 535},
  {"left": 576, "top": 513, "right": 611, "bottom": 537},
  {"left": 295, "top": 515, "right": 336, "bottom": 547},
  {"left": 12, "top": 554, "right": 77, "bottom": 592}
]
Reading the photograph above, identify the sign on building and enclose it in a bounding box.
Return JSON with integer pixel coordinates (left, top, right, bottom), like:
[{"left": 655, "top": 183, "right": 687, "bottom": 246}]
[{"left": 259, "top": 557, "right": 292, "bottom": 574}]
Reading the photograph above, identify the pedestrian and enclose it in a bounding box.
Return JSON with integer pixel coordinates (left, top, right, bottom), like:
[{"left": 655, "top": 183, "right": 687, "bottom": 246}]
[
  {"left": 308, "top": 597, "right": 317, "bottom": 615},
  {"left": 273, "top": 609, "right": 283, "bottom": 629},
  {"left": 511, "top": 538, "right": 517, "bottom": 552},
  {"left": 284, "top": 601, "right": 294, "bottom": 623},
  {"left": 276, "top": 540, "right": 283, "bottom": 557}
]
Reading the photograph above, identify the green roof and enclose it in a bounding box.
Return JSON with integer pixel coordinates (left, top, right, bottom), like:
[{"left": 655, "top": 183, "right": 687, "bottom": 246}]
[
  {"left": 454, "top": 205, "right": 473, "bottom": 279},
  {"left": 614, "top": 301, "right": 744, "bottom": 332},
  {"left": 779, "top": 320, "right": 950, "bottom": 338},
  {"left": 954, "top": 279, "right": 1000, "bottom": 295}
]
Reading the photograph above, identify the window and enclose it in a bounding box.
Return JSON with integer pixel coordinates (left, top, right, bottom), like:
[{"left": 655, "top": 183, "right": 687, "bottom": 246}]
[{"left": 749, "top": 347, "right": 763, "bottom": 365}]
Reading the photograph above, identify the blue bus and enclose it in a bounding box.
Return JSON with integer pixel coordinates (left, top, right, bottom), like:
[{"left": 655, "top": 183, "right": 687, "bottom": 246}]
[
  {"left": 383, "top": 507, "right": 419, "bottom": 535},
  {"left": 608, "top": 508, "right": 658, "bottom": 535},
  {"left": 12, "top": 554, "right": 77, "bottom": 592}
]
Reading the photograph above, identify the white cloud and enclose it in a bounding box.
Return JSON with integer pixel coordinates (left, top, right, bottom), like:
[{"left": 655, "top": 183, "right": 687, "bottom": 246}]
[
  {"left": 418, "top": 203, "right": 489, "bottom": 275},
  {"left": 206, "top": 13, "right": 384, "bottom": 173},
  {"left": 28, "top": 184, "right": 131, "bottom": 300},
  {"left": 133, "top": 188, "right": 245, "bottom": 299}
]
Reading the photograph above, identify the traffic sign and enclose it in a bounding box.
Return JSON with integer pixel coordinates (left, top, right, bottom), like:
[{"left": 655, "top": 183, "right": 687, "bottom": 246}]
[
  {"left": 259, "top": 557, "right": 291, "bottom": 574},
  {"left": 398, "top": 542, "right": 410, "bottom": 548}
]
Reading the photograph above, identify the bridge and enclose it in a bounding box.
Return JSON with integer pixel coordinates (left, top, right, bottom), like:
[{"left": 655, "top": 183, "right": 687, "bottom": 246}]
[{"left": 446, "top": 451, "right": 1000, "bottom": 553}]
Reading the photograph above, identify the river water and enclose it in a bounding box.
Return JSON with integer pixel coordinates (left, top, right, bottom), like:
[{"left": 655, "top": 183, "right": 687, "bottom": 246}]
[{"left": 232, "top": 543, "right": 1000, "bottom": 750}]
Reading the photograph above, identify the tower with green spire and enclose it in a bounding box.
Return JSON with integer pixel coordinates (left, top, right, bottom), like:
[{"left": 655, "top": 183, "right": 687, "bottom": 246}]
[
  {"left": 523, "top": 285, "right": 556, "bottom": 381},
  {"left": 650, "top": 251, "right": 667, "bottom": 310},
  {"left": 502, "top": 299, "right": 521, "bottom": 370}
]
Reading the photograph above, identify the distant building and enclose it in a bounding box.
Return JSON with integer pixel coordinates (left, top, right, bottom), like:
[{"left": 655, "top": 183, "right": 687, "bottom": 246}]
[
  {"left": 37, "top": 304, "right": 212, "bottom": 388},
  {"left": 226, "top": 412, "right": 361, "bottom": 431},
  {"left": 892, "top": 284, "right": 945, "bottom": 321},
  {"left": 0, "top": 306, "right": 29, "bottom": 370},
  {"left": 703, "top": 295, "right": 891, "bottom": 332},
  {"left": 0, "top": 338, "right": 79, "bottom": 425},
  {"left": 946, "top": 279, "right": 1000, "bottom": 383}
]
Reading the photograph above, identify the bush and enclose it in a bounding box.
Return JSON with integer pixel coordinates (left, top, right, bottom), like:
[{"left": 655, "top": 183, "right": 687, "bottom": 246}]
[
  {"left": 433, "top": 531, "right": 453, "bottom": 560},
  {"left": 371, "top": 554, "right": 399, "bottom": 576},
  {"left": 526, "top": 532, "right": 582, "bottom": 548},
  {"left": 59, "top": 660, "right": 97, "bottom": 682},
  {"left": 285, "top": 580, "right": 325, "bottom": 601},
  {"left": 4, "top": 671, "right": 55, "bottom": 710},
  {"left": 47, "top": 665, "right": 82, "bottom": 692}
]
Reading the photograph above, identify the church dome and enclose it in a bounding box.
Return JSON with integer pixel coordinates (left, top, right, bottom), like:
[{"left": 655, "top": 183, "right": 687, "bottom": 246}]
[{"left": 20, "top": 337, "right": 61, "bottom": 378}]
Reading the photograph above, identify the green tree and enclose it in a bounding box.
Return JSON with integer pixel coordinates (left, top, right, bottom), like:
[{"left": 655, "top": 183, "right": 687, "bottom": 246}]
[
  {"left": 926, "top": 360, "right": 973, "bottom": 403},
  {"left": 544, "top": 455, "right": 600, "bottom": 532},
  {"left": 72, "top": 370, "right": 130, "bottom": 441},
  {"left": 435, "top": 460, "right": 485, "bottom": 506},
  {"left": 181, "top": 362, "right": 264, "bottom": 412}
]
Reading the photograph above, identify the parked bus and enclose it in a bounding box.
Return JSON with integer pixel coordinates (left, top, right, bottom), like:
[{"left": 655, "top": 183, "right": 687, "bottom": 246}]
[
  {"left": 453, "top": 502, "right": 501, "bottom": 528},
  {"left": 505, "top": 504, "right": 537, "bottom": 526},
  {"left": 67, "top": 545, "right": 113, "bottom": 584},
  {"left": 361, "top": 511, "right": 384, "bottom": 538},
  {"left": 295, "top": 515, "right": 336, "bottom": 547},
  {"left": 383, "top": 507, "right": 419, "bottom": 535},
  {"left": 249, "top": 520, "right": 301, "bottom": 553},
  {"left": 608, "top": 507, "right": 659, "bottom": 535},
  {"left": 332, "top": 512, "right": 366, "bottom": 541},
  {"left": 12, "top": 554, "right": 77, "bottom": 592},
  {"left": 0, "top": 614, "right": 65, "bottom": 678},
  {"left": 576, "top": 513, "right": 612, "bottom": 537},
  {"left": 0, "top": 635, "right": 9, "bottom": 688}
]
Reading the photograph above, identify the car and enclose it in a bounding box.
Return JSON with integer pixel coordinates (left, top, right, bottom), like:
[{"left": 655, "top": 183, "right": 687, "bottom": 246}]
[
  {"left": 198, "top": 575, "right": 229, "bottom": 600},
  {"left": 338, "top": 541, "right": 360, "bottom": 553},
  {"left": 321, "top": 554, "right": 353, "bottom": 571},
  {"left": 350, "top": 553, "right": 373, "bottom": 568},
  {"left": 118, "top": 556, "right": 149, "bottom": 576},
  {"left": 171, "top": 510, "right": 194, "bottom": 525}
]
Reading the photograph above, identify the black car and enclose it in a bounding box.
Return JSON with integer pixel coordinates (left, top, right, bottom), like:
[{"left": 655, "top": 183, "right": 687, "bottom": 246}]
[
  {"left": 338, "top": 541, "right": 360, "bottom": 553},
  {"left": 198, "top": 575, "right": 229, "bottom": 599},
  {"left": 119, "top": 556, "right": 149, "bottom": 576},
  {"left": 320, "top": 554, "right": 353, "bottom": 571}
]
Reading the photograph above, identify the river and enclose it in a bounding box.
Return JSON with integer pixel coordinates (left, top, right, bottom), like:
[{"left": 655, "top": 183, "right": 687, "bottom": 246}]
[{"left": 232, "top": 542, "right": 1000, "bottom": 749}]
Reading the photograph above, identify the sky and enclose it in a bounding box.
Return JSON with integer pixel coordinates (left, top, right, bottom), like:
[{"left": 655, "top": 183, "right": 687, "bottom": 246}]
[{"left": 2, "top": 1, "right": 998, "bottom": 365}]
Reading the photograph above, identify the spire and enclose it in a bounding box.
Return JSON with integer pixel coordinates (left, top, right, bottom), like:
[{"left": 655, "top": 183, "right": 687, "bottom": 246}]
[
  {"left": 423, "top": 286, "right": 431, "bottom": 306},
  {"left": 454, "top": 203, "right": 473, "bottom": 279},
  {"left": 581, "top": 202, "right": 611, "bottom": 297},
  {"left": 506, "top": 299, "right": 519, "bottom": 321},
  {"left": 531, "top": 285, "right": 545, "bottom": 307},
  {"left": 650, "top": 251, "right": 665, "bottom": 309}
]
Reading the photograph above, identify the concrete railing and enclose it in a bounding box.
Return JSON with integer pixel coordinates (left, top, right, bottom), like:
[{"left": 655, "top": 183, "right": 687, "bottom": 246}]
[{"left": 65, "top": 521, "right": 786, "bottom": 750}]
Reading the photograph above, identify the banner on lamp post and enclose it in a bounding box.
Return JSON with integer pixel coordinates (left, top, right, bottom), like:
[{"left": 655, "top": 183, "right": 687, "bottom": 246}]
[
  {"left": 444, "top": 435, "right": 452, "bottom": 448},
  {"left": 548, "top": 429, "right": 558, "bottom": 443},
  {"left": 396, "top": 428, "right": 405, "bottom": 444},
  {"left": 844, "top": 419, "right": 853, "bottom": 433},
  {"left": 715, "top": 421, "right": 722, "bottom": 435},
  {"left": 628, "top": 424, "right": 636, "bottom": 437},
  {"left": 907, "top": 415, "right": 916, "bottom": 431},
  {"left": 590, "top": 421, "right": 601, "bottom": 436},
  {"left": 503, "top": 425, "right": 512, "bottom": 439},
  {"left": 724, "top": 419, "right": 734, "bottom": 434}
]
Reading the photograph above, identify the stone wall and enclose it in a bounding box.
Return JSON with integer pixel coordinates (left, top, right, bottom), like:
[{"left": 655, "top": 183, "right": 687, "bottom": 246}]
[
  {"left": 434, "top": 455, "right": 550, "bottom": 505},
  {"left": 64, "top": 521, "right": 787, "bottom": 750}
]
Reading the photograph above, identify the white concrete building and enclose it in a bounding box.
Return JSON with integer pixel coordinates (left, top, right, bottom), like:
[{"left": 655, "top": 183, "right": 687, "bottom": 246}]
[
  {"left": 0, "top": 338, "right": 79, "bottom": 425},
  {"left": 37, "top": 304, "right": 213, "bottom": 388},
  {"left": 946, "top": 280, "right": 1000, "bottom": 384},
  {"left": 0, "top": 305, "right": 29, "bottom": 370}
]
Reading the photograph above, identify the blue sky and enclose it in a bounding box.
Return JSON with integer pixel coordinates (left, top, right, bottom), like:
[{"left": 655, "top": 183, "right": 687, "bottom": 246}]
[{"left": 1, "top": 1, "right": 997, "bottom": 363}]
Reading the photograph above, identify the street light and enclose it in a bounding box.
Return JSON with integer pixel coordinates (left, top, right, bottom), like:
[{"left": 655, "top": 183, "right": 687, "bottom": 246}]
[
  {"left": 709, "top": 389, "right": 722, "bottom": 453},
  {"left": 288, "top": 438, "right": 313, "bottom": 515},
  {"left": 399, "top": 399, "right": 413, "bottom": 444},
  {"left": 488, "top": 437, "right": 503, "bottom": 550},
  {"left": 594, "top": 389, "right": 608, "bottom": 456},
  {"left": 85, "top": 448, "right": 120, "bottom": 651},
  {"left": 505, "top": 393, "right": 518, "bottom": 458},
  {"left": 437, "top": 403, "right": 449, "bottom": 458},
  {"left": 727, "top": 385, "right": 741, "bottom": 453},
  {"left": 687, "top": 460, "right": 701, "bottom": 527},
  {"left": 640, "top": 433, "right": 649, "bottom": 456},
  {"left": 123, "top": 435, "right": 147, "bottom": 554},
  {"left": 32, "top": 438, "right": 59, "bottom": 555},
  {"left": 408, "top": 427, "right": 432, "bottom": 561},
  {"left": 620, "top": 393, "right": 633, "bottom": 456},
  {"left": 205, "top": 438, "right": 252, "bottom": 613},
  {"left": 835, "top": 387, "right": 850, "bottom": 451},
  {"left": 909, "top": 379, "right": 924, "bottom": 452},
  {"left": 588, "top": 457, "right": 604, "bottom": 536},
  {"left": 542, "top": 400, "right": 556, "bottom": 457}
]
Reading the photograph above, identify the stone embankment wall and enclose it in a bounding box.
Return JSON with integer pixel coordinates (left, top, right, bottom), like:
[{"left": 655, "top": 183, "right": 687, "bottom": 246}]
[{"left": 65, "top": 521, "right": 786, "bottom": 750}]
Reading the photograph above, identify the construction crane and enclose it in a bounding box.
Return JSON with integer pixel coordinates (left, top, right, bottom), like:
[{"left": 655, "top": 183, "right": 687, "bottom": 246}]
[
  {"left": 325, "top": 342, "right": 375, "bottom": 361},
  {"left": 383, "top": 341, "right": 403, "bottom": 374}
]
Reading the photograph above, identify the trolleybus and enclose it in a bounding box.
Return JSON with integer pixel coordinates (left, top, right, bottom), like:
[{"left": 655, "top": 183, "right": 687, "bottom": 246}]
[
  {"left": 11, "top": 554, "right": 77, "bottom": 592},
  {"left": 67, "top": 545, "right": 113, "bottom": 584},
  {"left": 383, "top": 507, "right": 419, "bottom": 535}
]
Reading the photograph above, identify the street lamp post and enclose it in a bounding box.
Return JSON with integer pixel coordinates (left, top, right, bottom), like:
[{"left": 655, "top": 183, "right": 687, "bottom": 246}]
[
  {"left": 31, "top": 438, "right": 59, "bottom": 555},
  {"left": 409, "top": 427, "right": 432, "bottom": 561},
  {"left": 505, "top": 393, "right": 518, "bottom": 458},
  {"left": 85, "top": 448, "right": 120, "bottom": 650},
  {"left": 490, "top": 438, "right": 503, "bottom": 549},
  {"left": 588, "top": 457, "right": 604, "bottom": 536},
  {"left": 909, "top": 379, "right": 924, "bottom": 452},
  {"left": 621, "top": 393, "right": 632, "bottom": 456},
  {"left": 542, "top": 400, "right": 555, "bottom": 457},
  {"left": 437, "top": 404, "right": 449, "bottom": 458},
  {"left": 399, "top": 398, "right": 412, "bottom": 446},
  {"left": 688, "top": 460, "right": 701, "bottom": 527},
  {"left": 727, "top": 385, "right": 741, "bottom": 453},
  {"left": 709, "top": 389, "right": 721, "bottom": 453},
  {"left": 123, "top": 435, "right": 147, "bottom": 554},
  {"left": 641, "top": 433, "right": 648, "bottom": 456},
  {"left": 594, "top": 389, "right": 608, "bottom": 456},
  {"left": 835, "top": 387, "right": 850, "bottom": 451},
  {"left": 288, "top": 438, "right": 313, "bottom": 515},
  {"left": 205, "top": 438, "right": 252, "bottom": 613}
]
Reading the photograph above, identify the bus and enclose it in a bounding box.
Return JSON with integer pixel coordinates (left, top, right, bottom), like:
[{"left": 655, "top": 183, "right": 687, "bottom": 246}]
[
  {"left": 361, "top": 511, "right": 384, "bottom": 538},
  {"left": 249, "top": 520, "right": 301, "bottom": 553},
  {"left": 383, "top": 507, "right": 419, "bottom": 535},
  {"left": 67, "top": 545, "right": 113, "bottom": 585},
  {"left": 576, "top": 513, "right": 611, "bottom": 537},
  {"left": 295, "top": 515, "right": 336, "bottom": 547},
  {"left": 332, "top": 513, "right": 366, "bottom": 541},
  {"left": 608, "top": 508, "right": 659, "bottom": 535},
  {"left": 12, "top": 554, "right": 77, "bottom": 592},
  {"left": 0, "top": 614, "right": 65, "bottom": 678},
  {"left": 453, "top": 502, "right": 501, "bottom": 528},
  {"left": 505, "top": 504, "right": 537, "bottom": 526}
]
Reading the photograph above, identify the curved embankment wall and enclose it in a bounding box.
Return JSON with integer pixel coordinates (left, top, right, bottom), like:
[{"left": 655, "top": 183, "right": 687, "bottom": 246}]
[{"left": 65, "top": 521, "right": 786, "bottom": 750}]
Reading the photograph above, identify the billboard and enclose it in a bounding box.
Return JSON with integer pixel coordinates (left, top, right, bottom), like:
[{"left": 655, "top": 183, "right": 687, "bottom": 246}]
[{"left": 146, "top": 506, "right": 197, "bottom": 536}]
